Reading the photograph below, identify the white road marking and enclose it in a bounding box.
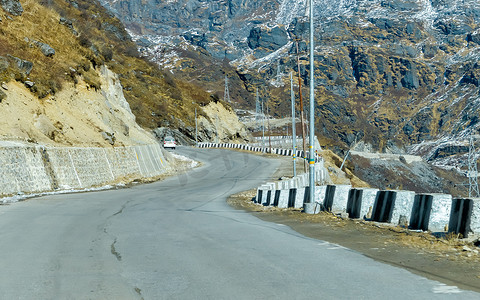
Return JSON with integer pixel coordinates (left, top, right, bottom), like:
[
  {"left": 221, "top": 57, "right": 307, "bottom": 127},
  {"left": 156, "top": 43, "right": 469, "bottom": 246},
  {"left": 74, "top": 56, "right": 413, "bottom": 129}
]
[{"left": 432, "top": 284, "right": 462, "bottom": 294}]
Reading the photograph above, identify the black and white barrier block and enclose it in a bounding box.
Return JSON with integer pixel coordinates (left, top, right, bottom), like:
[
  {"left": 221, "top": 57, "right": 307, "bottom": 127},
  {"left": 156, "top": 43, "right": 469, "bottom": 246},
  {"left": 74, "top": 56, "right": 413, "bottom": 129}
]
[
  {"left": 371, "top": 191, "right": 396, "bottom": 222},
  {"left": 371, "top": 190, "right": 415, "bottom": 224},
  {"left": 347, "top": 188, "right": 379, "bottom": 219},
  {"left": 323, "top": 185, "right": 352, "bottom": 213},
  {"left": 303, "top": 186, "right": 327, "bottom": 214},
  {"left": 288, "top": 188, "right": 297, "bottom": 208},
  {"left": 263, "top": 190, "right": 273, "bottom": 206},
  {"left": 449, "top": 198, "right": 474, "bottom": 238},
  {"left": 409, "top": 194, "right": 433, "bottom": 231},
  {"left": 275, "top": 189, "right": 290, "bottom": 208},
  {"left": 471, "top": 199, "right": 480, "bottom": 235},
  {"left": 410, "top": 193, "right": 452, "bottom": 232},
  {"left": 291, "top": 186, "right": 309, "bottom": 208},
  {"left": 391, "top": 190, "right": 415, "bottom": 226},
  {"left": 255, "top": 184, "right": 274, "bottom": 204}
]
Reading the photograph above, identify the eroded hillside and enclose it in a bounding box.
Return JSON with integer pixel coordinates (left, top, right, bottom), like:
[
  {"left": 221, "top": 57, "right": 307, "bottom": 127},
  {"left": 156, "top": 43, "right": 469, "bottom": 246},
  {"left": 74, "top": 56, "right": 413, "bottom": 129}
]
[{"left": 0, "top": 0, "right": 246, "bottom": 147}]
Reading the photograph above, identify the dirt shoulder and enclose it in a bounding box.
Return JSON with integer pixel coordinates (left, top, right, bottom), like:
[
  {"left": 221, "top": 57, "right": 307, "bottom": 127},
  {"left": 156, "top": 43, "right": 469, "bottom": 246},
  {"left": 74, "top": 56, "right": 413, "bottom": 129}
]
[{"left": 227, "top": 155, "right": 480, "bottom": 293}]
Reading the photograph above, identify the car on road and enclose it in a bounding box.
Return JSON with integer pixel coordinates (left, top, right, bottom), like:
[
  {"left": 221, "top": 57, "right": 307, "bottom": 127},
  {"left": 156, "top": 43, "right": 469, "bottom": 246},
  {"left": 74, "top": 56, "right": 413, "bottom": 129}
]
[{"left": 163, "top": 136, "right": 176, "bottom": 149}]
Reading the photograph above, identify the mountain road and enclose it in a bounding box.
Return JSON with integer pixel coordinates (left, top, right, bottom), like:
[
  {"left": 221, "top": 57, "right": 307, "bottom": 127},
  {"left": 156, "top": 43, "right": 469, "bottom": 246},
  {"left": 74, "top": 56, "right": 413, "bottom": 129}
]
[{"left": 0, "top": 146, "right": 478, "bottom": 299}]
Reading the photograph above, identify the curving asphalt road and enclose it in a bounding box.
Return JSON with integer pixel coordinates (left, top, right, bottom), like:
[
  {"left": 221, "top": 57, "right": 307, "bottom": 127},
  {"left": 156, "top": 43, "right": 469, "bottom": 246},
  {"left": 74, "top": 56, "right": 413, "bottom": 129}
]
[{"left": 0, "top": 146, "right": 478, "bottom": 299}]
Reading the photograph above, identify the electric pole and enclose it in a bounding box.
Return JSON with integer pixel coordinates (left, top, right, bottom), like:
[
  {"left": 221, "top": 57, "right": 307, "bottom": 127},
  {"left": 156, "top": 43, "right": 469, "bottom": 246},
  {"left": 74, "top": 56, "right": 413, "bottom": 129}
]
[
  {"left": 307, "top": 0, "right": 316, "bottom": 210},
  {"left": 295, "top": 41, "right": 308, "bottom": 172},
  {"left": 291, "top": 72, "right": 297, "bottom": 177},
  {"left": 195, "top": 107, "right": 198, "bottom": 146}
]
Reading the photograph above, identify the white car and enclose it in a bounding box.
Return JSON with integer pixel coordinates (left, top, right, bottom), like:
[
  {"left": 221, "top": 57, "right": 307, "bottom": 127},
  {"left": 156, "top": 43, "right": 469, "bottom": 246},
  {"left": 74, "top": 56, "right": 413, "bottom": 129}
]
[{"left": 163, "top": 136, "right": 176, "bottom": 149}]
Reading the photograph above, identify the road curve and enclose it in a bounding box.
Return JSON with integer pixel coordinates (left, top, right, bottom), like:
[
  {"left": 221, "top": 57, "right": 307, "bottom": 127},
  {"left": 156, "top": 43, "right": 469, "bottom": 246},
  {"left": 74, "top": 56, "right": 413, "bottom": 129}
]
[{"left": 0, "top": 146, "right": 478, "bottom": 299}]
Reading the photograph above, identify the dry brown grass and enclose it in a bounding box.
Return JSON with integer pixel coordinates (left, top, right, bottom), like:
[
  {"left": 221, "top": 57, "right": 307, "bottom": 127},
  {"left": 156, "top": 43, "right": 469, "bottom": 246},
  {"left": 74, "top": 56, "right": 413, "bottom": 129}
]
[{"left": 0, "top": 0, "right": 216, "bottom": 133}]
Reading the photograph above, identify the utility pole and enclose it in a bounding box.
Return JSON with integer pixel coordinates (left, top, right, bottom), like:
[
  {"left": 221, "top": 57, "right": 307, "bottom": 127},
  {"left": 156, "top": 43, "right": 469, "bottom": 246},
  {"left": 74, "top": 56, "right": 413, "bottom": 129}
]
[
  {"left": 468, "top": 133, "right": 480, "bottom": 197},
  {"left": 306, "top": 0, "right": 316, "bottom": 211},
  {"left": 195, "top": 107, "right": 198, "bottom": 146},
  {"left": 291, "top": 72, "right": 297, "bottom": 177},
  {"left": 256, "top": 88, "right": 261, "bottom": 130},
  {"left": 261, "top": 95, "right": 265, "bottom": 152},
  {"left": 266, "top": 100, "right": 272, "bottom": 153},
  {"left": 295, "top": 41, "right": 307, "bottom": 172},
  {"left": 216, "top": 115, "right": 219, "bottom": 143}
]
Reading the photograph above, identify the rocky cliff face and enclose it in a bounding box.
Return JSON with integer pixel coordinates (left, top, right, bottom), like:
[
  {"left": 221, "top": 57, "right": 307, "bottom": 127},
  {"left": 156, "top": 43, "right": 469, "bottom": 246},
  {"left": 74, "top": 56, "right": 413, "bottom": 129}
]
[{"left": 99, "top": 0, "right": 480, "bottom": 170}]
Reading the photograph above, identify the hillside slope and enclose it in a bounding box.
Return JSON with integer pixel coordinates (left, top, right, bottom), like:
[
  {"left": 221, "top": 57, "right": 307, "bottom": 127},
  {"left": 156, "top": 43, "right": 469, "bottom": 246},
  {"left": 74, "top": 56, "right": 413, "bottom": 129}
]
[
  {"left": 99, "top": 0, "right": 480, "bottom": 170},
  {"left": 0, "top": 0, "right": 248, "bottom": 147}
]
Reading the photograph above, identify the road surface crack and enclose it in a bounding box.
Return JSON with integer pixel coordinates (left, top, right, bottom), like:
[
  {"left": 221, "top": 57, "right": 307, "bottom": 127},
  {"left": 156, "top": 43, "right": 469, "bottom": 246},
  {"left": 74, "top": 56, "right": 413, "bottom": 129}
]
[
  {"left": 134, "top": 287, "right": 144, "bottom": 300},
  {"left": 111, "top": 238, "right": 122, "bottom": 261}
]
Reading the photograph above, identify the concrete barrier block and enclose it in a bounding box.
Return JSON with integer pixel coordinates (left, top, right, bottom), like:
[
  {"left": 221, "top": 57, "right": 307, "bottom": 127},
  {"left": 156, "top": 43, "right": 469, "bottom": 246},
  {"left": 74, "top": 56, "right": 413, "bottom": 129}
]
[
  {"left": 263, "top": 190, "right": 273, "bottom": 206},
  {"left": 255, "top": 189, "right": 263, "bottom": 204},
  {"left": 260, "top": 188, "right": 269, "bottom": 205},
  {"left": 372, "top": 190, "right": 396, "bottom": 223},
  {"left": 331, "top": 185, "right": 352, "bottom": 212},
  {"left": 391, "top": 190, "right": 415, "bottom": 226},
  {"left": 288, "top": 188, "right": 297, "bottom": 208},
  {"left": 276, "top": 189, "right": 290, "bottom": 208},
  {"left": 410, "top": 193, "right": 452, "bottom": 232},
  {"left": 470, "top": 199, "right": 480, "bottom": 234},
  {"left": 409, "top": 194, "right": 432, "bottom": 231},
  {"left": 359, "top": 188, "right": 379, "bottom": 220},
  {"left": 449, "top": 198, "right": 474, "bottom": 238},
  {"left": 294, "top": 186, "right": 309, "bottom": 208},
  {"left": 347, "top": 189, "right": 362, "bottom": 219},
  {"left": 314, "top": 185, "right": 327, "bottom": 205},
  {"left": 276, "top": 181, "right": 282, "bottom": 190}
]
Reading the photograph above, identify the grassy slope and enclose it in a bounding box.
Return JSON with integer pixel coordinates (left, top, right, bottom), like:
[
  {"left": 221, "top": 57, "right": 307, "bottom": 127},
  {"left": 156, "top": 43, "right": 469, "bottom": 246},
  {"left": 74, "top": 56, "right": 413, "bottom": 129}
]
[{"left": 0, "top": 0, "right": 216, "bottom": 138}]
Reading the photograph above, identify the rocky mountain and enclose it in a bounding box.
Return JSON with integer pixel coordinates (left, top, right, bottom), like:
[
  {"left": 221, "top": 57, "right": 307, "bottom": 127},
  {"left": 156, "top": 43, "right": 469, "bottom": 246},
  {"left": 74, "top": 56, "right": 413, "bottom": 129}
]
[{"left": 99, "top": 0, "right": 480, "bottom": 173}]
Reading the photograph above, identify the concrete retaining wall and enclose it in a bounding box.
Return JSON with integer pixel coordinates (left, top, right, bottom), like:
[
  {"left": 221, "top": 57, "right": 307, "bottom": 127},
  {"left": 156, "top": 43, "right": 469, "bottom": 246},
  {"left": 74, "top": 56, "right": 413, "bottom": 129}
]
[{"left": 0, "top": 142, "right": 170, "bottom": 197}]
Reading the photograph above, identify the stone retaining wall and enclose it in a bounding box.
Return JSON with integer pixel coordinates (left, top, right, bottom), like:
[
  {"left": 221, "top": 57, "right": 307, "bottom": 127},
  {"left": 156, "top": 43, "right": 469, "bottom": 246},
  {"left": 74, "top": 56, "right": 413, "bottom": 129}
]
[{"left": 0, "top": 142, "right": 170, "bottom": 197}]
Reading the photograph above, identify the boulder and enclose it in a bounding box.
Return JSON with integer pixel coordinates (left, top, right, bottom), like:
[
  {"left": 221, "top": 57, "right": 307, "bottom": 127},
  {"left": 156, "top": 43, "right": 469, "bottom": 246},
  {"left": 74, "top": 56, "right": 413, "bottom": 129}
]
[
  {"left": 467, "top": 31, "right": 480, "bottom": 45},
  {"left": 59, "top": 17, "right": 78, "bottom": 35},
  {"left": 288, "top": 17, "right": 308, "bottom": 38},
  {"left": 422, "top": 44, "right": 438, "bottom": 59},
  {"left": 182, "top": 31, "right": 208, "bottom": 49},
  {"left": 102, "top": 22, "right": 129, "bottom": 41},
  {"left": 0, "top": 89, "right": 6, "bottom": 102},
  {"left": 247, "top": 26, "right": 288, "bottom": 52},
  {"left": 36, "top": 42, "right": 55, "bottom": 57},
  {"left": 24, "top": 80, "right": 35, "bottom": 88},
  {"left": 7, "top": 55, "right": 33, "bottom": 75},
  {"left": 0, "top": 0, "right": 23, "bottom": 16},
  {"left": 0, "top": 56, "right": 8, "bottom": 72},
  {"left": 460, "top": 71, "right": 480, "bottom": 86},
  {"left": 400, "top": 60, "right": 419, "bottom": 89},
  {"left": 101, "top": 131, "right": 116, "bottom": 145},
  {"left": 434, "top": 20, "right": 472, "bottom": 35}
]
